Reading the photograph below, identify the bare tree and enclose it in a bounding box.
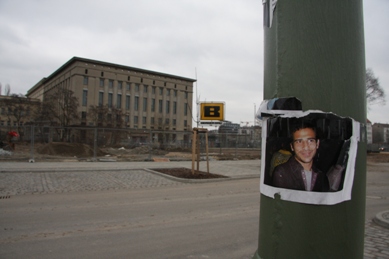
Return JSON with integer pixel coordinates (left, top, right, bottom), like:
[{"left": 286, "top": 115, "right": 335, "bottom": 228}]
[
  {"left": 366, "top": 68, "right": 386, "bottom": 106},
  {"left": 88, "top": 104, "right": 109, "bottom": 127},
  {"left": 111, "top": 107, "right": 124, "bottom": 128},
  {"left": 45, "top": 88, "right": 79, "bottom": 127},
  {"left": 43, "top": 88, "right": 79, "bottom": 141}
]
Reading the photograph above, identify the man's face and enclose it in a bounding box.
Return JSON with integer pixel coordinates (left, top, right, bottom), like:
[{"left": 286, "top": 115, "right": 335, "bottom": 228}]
[{"left": 290, "top": 127, "right": 319, "bottom": 168}]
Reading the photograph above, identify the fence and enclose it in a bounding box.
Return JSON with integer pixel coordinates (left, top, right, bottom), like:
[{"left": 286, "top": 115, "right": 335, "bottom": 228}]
[{"left": 0, "top": 125, "right": 261, "bottom": 161}]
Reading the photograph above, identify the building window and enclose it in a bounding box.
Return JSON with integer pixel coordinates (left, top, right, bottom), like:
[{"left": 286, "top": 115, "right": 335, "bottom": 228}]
[
  {"left": 126, "top": 82, "right": 131, "bottom": 91},
  {"left": 166, "top": 89, "right": 170, "bottom": 96},
  {"left": 151, "top": 98, "right": 155, "bottom": 112},
  {"left": 185, "top": 92, "right": 188, "bottom": 99},
  {"left": 125, "top": 95, "right": 130, "bottom": 110},
  {"left": 159, "top": 87, "right": 163, "bottom": 95},
  {"left": 184, "top": 120, "right": 187, "bottom": 127},
  {"left": 134, "top": 116, "right": 138, "bottom": 124},
  {"left": 109, "top": 79, "right": 114, "bottom": 88},
  {"left": 118, "top": 81, "right": 123, "bottom": 89},
  {"left": 158, "top": 100, "right": 163, "bottom": 113},
  {"left": 142, "top": 116, "right": 147, "bottom": 124},
  {"left": 117, "top": 94, "right": 122, "bottom": 108},
  {"left": 82, "top": 89, "right": 88, "bottom": 106},
  {"left": 143, "top": 98, "right": 147, "bottom": 112},
  {"left": 151, "top": 117, "right": 155, "bottom": 124},
  {"left": 165, "top": 118, "right": 169, "bottom": 125},
  {"left": 81, "top": 111, "right": 87, "bottom": 119},
  {"left": 100, "top": 78, "right": 104, "bottom": 87},
  {"left": 173, "top": 119, "right": 176, "bottom": 126},
  {"left": 101, "top": 72, "right": 104, "bottom": 77},
  {"left": 125, "top": 115, "right": 129, "bottom": 123},
  {"left": 184, "top": 103, "right": 188, "bottom": 116},
  {"left": 107, "top": 113, "right": 112, "bottom": 122},
  {"left": 158, "top": 118, "right": 162, "bottom": 125},
  {"left": 166, "top": 101, "right": 170, "bottom": 114},
  {"left": 173, "top": 101, "right": 177, "bottom": 114},
  {"left": 99, "top": 92, "right": 104, "bottom": 106},
  {"left": 135, "top": 84, "right": 140, "bottom": 92},
  {"left": 108, "top": 93, "right": 113, "bottom": 108},
  {"left": 174, "top": 90, "right": 177, "bottom": 97},
  {"left": 85, "top": 69, "right": 88, "bottom": 74},
  {"left": 83, "top": 76, "right": 88, "bottom": 85},
  {"left": 134, "top": 96, "right": 139, "bottom": 111},
  {"left": 144, "top": 85, "right": 148, "bottom": 93},
  {"left": 152, "top": 86, "right": 156, "bottom": 94}
]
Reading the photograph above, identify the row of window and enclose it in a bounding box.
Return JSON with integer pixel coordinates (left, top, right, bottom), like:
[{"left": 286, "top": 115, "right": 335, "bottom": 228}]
[
  {"left": 81, "top": 112, "right": 188, "bottom": 127},
  {"left": 0, "top": 120, "right": 24, "bottom": 126},
  {"left": 83, "top": 90, "right": 188, "bottom": 115},
  {"left": 1, "top": 108, "right": 31, "bottom": 116},
  {"left": 84, "top": 68, "right": 189, "bottom": 88},
  {"left": 83, "top": 76, "right": 189, "bottom": 97}
]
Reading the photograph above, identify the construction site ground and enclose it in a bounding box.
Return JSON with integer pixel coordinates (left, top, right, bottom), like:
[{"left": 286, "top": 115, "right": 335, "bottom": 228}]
[
  {"left": 0, "top": 142, "right": 262, "bottom": 163},
  {"left": 1, "top": 142, "right": 389, "bottom": 165}
]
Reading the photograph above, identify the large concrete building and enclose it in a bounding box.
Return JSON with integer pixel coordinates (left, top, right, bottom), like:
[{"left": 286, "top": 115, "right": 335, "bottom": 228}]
[
  {"left": 27, "top": 57, "right": 196, "bottom": 132},
  {"left": 372, "top": 123, "right": 389, "bottom": 144}
]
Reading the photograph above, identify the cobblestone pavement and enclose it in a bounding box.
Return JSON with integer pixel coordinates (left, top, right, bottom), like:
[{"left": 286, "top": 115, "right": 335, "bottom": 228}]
[
  {"left": 0, "top": 160, "right": 388, "bottom": 258},
  {"left": 364, "top": 221, "right": 389, "bottom": 259},
  {"left": 0, "top": 170, "right": 185, "bottom": 196}
]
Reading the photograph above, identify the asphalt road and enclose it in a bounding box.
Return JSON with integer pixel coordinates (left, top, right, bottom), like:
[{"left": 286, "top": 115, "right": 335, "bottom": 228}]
[
  {"left": 0, "top": 161, "right": 388, "bottom": 259},
  {"left": 1, "top": 179, "right": 260, "bottom": 259}
]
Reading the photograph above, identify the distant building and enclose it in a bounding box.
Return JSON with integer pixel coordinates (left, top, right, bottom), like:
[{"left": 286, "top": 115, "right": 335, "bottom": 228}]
[
  {"left": 0, "top": 95, "right": 40, "bottom": 128},
  {"left": 372, "top": 123, "right": 389, "bottom": 144},
  {"left": 26, "top": 57, "right": 196, "bottom": 133},
  {"left": 218, "top": 121, "right": 239, "bottom": 134}
]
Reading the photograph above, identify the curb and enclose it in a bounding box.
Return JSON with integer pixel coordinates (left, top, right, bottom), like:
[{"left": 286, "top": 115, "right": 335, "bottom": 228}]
[{"left": 373, "top": 210, "right": 389, "bottom": 229}]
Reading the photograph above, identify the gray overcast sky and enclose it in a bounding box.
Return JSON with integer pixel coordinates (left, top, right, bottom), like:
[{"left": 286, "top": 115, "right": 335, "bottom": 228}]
[{"left": 0, "top": 0, "right": 387, "bottom": 125}]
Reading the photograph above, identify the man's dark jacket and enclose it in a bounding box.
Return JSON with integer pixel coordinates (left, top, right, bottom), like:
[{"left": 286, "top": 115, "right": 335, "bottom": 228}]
[{"left": 272, "top": 156, "right": 329, "bottom": 192}]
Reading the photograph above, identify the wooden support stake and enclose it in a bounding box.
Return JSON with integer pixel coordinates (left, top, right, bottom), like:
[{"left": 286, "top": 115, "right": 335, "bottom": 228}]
[{"left": 191, "top": 128, "right": 210, "bottom": 174}]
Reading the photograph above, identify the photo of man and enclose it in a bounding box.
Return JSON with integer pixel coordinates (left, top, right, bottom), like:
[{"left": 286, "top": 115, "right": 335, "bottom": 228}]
[
  {"left": 264, "top": 114, "right": 352, "bottom": 193},
  {"left": 259, "top": 110, "right": 358, "bottom": 205},
  {"left": 272, "top": 123, "right": 329, "bottom": 191}
]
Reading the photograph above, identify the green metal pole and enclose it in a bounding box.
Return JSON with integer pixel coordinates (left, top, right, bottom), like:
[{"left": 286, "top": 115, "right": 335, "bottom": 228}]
[{"left": 253, "top": 1, "right": 366, "bottom": 258}]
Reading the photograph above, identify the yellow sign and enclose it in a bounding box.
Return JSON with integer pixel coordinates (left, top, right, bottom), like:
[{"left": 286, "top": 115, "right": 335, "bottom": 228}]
[{"left": 200, "top": 102, "right": 224, "bottom": 121}]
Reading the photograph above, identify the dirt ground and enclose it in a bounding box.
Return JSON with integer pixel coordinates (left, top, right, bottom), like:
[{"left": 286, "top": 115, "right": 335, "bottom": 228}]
[
  {"left": 0, "top": 142, "right": 261, "bottom": 162},
  {"left": 152, "top": 167, "right": 228, "bottom": 179},
  {"left": 1, "top": 142, "right": 389, "bottom": 162}
]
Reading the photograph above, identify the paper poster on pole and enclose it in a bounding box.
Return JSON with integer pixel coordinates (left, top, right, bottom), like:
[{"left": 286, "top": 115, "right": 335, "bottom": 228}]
[{"left": 259, "top": 109, "right": 360, "bottom": 205}]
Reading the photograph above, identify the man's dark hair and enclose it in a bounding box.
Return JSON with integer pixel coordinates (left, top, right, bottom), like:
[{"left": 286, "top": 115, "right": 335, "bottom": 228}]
[{"left": 289, "top": 120, "right": 318, "bottom": 140}]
